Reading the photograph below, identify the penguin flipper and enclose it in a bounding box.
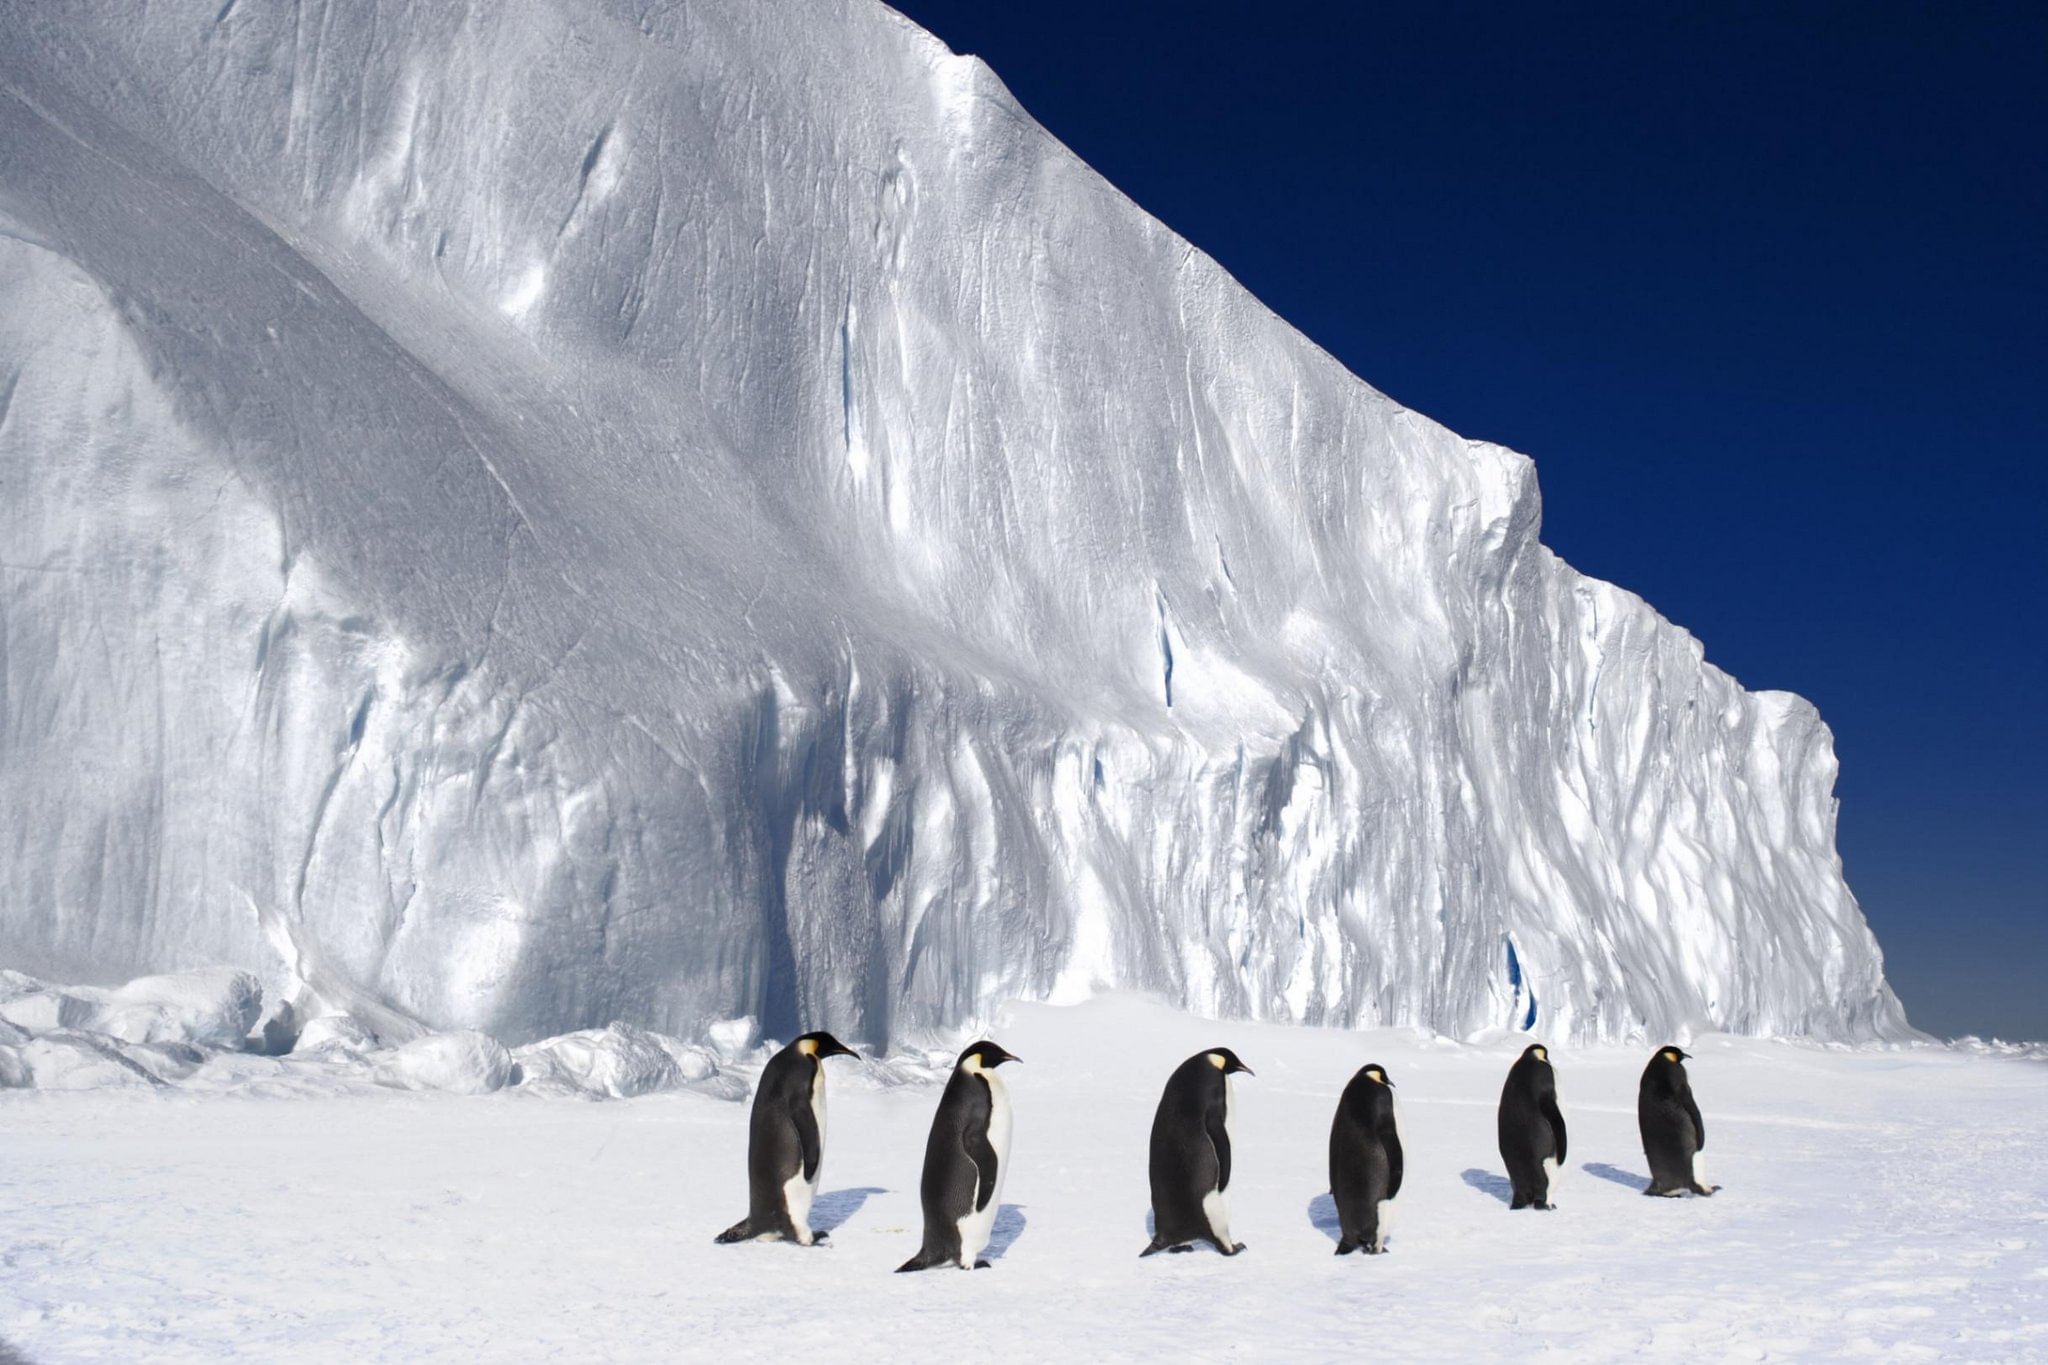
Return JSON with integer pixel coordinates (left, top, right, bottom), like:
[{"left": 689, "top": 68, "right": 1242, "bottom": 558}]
[
  {"left": 1383, "top": 1121, "right": 1405, "bottom": 1201},
  {"left": 1683, "top": 1091, "right": 1707, "bottom": 1153},
  {"left": 962, "top": 1082, "right": 1001, "bottom": 1213},
  {"left": 792, "top": 1093, "right": 823, "bottom": 1184},
  {"left": 1204, "top": 1097, "right": 1233, "bottom": 1191},
  {"left": 1540, "top": 1093, "right": 1568, "bottom": 1165}
]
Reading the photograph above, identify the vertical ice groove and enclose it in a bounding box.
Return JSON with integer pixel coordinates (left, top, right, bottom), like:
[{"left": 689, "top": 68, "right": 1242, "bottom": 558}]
[{"left": 0, "top": 0, "right": 1910, "bottom": 1046}]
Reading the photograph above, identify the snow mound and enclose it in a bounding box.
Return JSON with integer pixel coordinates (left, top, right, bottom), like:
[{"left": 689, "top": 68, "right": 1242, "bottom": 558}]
[
  {"left": 16, "top": 1032, "right": 163, "bottom": 1091},
  {"left": 0, "top": 0, "right": 1910, "bottom": 1047},
  {"left": 91, "top": 969, "right": 265, "bottom": 1050},
  {"left": 373, "top": 1031, "right": 518, "bottom": 1096},
  {"left": 516, "top": 1022, "right": 681, "bottom": 1099},
  {"left": 295, "top": 1013, "right": 380, "bottom": 1055}
]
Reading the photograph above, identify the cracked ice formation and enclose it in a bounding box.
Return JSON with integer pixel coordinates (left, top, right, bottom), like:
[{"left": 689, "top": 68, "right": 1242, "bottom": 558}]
[{"left": 0, "top": 0, "right": 1907, "bottom": 1045}]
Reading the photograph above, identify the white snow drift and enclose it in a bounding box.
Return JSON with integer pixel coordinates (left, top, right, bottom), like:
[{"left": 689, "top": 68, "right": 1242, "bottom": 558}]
[{"left": 0, "top": 0, "right": 1906, "bottom": 1046}]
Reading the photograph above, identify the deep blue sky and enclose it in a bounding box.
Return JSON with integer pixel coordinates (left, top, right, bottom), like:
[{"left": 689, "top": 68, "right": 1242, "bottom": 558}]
[{"left": 889, "top": 1, "right": 2048, "bottom": 1040}]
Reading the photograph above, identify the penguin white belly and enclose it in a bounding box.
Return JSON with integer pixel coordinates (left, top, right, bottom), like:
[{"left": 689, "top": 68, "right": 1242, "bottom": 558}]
[
  {"left": 1202, "top": 1075, "right": 1235, "bottom": 1245},
  {"left": 955, "top": 1070, "right": 1012, "bottom": 1267}
]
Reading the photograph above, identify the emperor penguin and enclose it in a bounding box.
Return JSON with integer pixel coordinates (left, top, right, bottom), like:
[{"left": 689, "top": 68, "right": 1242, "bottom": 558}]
[
  {"left": 897, "top": 1040, "right": 1021, "bottom": 1272},
  {"left": 1638, "top": 1046, "right": 1718, "bottom": 1196},
  {"left": 1497, "top": 1043, "right": 1567, "bottom": 1210},
  {"left": 1141, "top": 1047, "right": 1254, "bottom": 1257},
  {"left": 1328, "top": 1063, "right": 1403, "bottom": 1255},
  {"left": 714, "top": 1031, "right": 859, "bottom": 1246}
]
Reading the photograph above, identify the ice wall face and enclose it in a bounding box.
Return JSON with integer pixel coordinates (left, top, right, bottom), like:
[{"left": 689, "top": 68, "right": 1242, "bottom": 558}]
[{"left": 0, "top": 0, "right": 1908, "bottom": 1045}]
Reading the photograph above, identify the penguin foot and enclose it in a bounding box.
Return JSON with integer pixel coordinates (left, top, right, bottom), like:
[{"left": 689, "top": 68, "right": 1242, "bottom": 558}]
[
  {"left": 810, "top": 1229, "right": 830, "bottom": 1243},
  {"left": 1227, "top": 1241, "right": 1248, "bottom": 1255},
  {"left": 1168, "top": 1244, "right": 1195, "bottom": 1254},
  {"left": 1364, "top": 1243, "right": 1385, "bottom": 1255},
  {"left": 1691, "top": 1184, "right": 1720, "bottom": 1197},
  {"left": 974, "top": 1259, "right": 992, "bottom": 1269}
]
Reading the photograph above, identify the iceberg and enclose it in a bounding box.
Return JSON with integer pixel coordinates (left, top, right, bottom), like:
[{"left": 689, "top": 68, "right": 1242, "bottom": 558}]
[{"left": 0, "top": 0, "right": 1907, "bottom": 1045}]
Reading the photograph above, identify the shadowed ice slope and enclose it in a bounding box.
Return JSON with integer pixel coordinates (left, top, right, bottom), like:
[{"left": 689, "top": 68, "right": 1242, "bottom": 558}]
[{"left": 0, "top": 0, "right": 1907, "bottom": 1045}]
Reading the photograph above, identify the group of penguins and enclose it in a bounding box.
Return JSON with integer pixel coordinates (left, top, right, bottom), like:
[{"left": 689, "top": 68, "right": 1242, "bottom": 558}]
[{"left": 715, "top": 1034, "right": 1717, "bottom": 1270}]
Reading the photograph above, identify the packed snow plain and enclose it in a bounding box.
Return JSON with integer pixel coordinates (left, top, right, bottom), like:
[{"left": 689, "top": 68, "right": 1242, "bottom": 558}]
[{"left": 3, "top": 984, "right": 2045, "bottom": 1363}]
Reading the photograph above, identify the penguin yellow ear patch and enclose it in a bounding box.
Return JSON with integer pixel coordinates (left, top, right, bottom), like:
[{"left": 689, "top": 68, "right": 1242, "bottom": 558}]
[
  {"left": 797, "top": 1038, "right": 818, "bottom": 1056},
  {"left": 1208, "top": 1052, "right": 1227, "bottom": 1070},
  {"left": 1532, "top": 1046, "right": 1547, "bottom": 1061},
  {"left": 1663, "top": 1048, "right": 1680, "bottom": 1062}
]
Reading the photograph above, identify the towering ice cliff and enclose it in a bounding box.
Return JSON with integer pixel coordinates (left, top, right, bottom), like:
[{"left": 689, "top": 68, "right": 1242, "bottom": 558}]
[{"left": 0, "top": 0, "right": 1907, "bottom": 1046}]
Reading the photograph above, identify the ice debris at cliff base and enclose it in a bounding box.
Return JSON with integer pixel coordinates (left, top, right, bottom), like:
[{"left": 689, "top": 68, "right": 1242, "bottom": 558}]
[{"left": 0, "top": 966, "right": 945, "bottom": 1100}]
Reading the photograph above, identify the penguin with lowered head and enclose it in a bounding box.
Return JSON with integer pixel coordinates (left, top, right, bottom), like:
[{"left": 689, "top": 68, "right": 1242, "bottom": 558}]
[
  {"left": 897, "top": 1040, "right": 1021, "bottom": 1271},
  {"left": 714, "top": 1031, "right": 860, "bottom": 1246},
  {"left": 1497, "top": 1043, "right": 1567, "bottom": 1210},
  {"left": 1142, "top": 1047, "right": 1254, "bottom": 1257},
  {"left": 1639, "top": 1046, "right": 1718, "bottom": 1197},
  {"left": 1328, "top": 1063, "right": 1403, "bottom": 1254}
]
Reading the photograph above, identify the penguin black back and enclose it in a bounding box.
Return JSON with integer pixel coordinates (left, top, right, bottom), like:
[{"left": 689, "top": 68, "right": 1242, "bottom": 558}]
[
  {"left": 898, "top": 1040, "right": 1020, "bottom": 1272},
  {"left": 1638, "top": 1047, "right": 1716, "bottom": 1196},
  {"left": 1496, "top": 1043, "right": 1566, "bottom": 1210},
  {"left": 1328, "top": 1063, "right": 1403, "bottom": 1255},
  {"left": 1142, "top": 1047, "right": 1253, "bottom": 1257},
  {"left": 715, "top": 1031, "right": 857, "bottom": 1245}
]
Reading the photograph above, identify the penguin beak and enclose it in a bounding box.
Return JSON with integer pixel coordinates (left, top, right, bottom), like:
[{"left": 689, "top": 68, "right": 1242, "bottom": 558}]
[
  {"left": 825, "top": 1039, "right": 860, "bottom": 1060},
  {"left": 996, "top": 1047, "right": 1021, "bottom": 1066},
  {"left": 1231, "top": 1061, "right": 1255, "bottom": 1077}
]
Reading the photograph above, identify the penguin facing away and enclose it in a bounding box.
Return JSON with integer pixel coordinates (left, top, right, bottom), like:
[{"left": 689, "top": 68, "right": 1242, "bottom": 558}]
[
  {"left": 1639, "top": 1046, "right": 1718, "bottom": 1197},
  {"left": 1142, "top": 1047, "right": 1255, "bottom": 1257},
  {"left": 1328, "top": 1063, "right": 1403, "bottom": 1255},
  {"left": 897, "top": 1040, "right": 1021, "bottom": 1272},
  {"left": 1497, "top": 1043, "right": 1567, "bottom": 1210},
  {"left": 715, "top": 1031, "right": 859, "bottom": 1246}
]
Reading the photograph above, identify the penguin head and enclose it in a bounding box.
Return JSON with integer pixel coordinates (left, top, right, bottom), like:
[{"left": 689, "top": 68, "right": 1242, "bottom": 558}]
[
  {"left": 1361, "top": 1064, "right": 1394, "bottom": 1088},
  {"left": 1205, "top": 1047, "right": 1254, "bottom": 1077},
  {"left": 1522, "top": 1043, "right": 1550, "bottom": 1065},
  {"left": 958, "top": 1039, "right": 1020, "bottom": 1071},
  {"left": 792, "top": 1031, "right": 859, "bottom": 1061}
]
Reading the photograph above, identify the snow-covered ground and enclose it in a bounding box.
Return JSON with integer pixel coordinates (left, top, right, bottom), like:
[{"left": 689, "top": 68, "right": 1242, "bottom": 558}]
[{"left": 3, "top": 996, "right": 2040, "bottom": 1363}]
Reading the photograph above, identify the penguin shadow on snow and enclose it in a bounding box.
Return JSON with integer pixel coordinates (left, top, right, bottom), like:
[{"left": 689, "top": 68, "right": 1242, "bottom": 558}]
[
  {"left": 810, "top": 1187, "right": 888, "bottom": 1237},
  {"left": 1460, "top": 1169, "right": 1516, "bottom": 1205},
  {"left": 1583, "top": 1162, "right": 1649, "bottom": 1192},
  {"left": 1306, "top": 1192, "right": 1343, "bottom": 1244},
  {"left": 983, "top": 1204, "right": 1028, "bottom": 1262}
]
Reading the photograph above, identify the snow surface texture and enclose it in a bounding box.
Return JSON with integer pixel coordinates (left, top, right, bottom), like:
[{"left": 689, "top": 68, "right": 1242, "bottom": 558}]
[
  {"left": 1, "top": 997, "right": 2041, "bottom": 1363},
  {"left": 0, "top": 0, "right": 1905, "bottom": 1047}
]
